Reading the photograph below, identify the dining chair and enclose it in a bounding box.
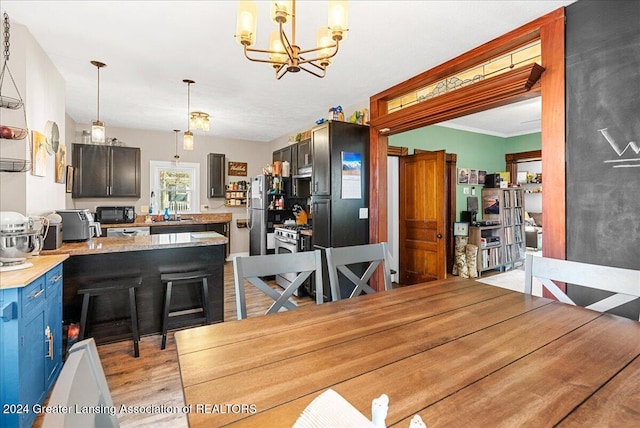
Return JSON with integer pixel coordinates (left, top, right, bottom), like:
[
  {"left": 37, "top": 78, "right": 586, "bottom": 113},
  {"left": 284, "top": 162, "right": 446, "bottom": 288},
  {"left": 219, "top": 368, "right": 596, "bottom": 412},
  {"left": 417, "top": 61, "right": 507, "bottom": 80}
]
[
  {"left": 325, "top": 242, "right": 392, "bottom": 301},
  {"left": 233, "top": 250, "right": 324, "bottom": 320},
  {"left": 43, "top": 338, "right": 119, "bottom": 428},
  {"left": 524, "top": 254, "right": 640, "bottom": 320}
]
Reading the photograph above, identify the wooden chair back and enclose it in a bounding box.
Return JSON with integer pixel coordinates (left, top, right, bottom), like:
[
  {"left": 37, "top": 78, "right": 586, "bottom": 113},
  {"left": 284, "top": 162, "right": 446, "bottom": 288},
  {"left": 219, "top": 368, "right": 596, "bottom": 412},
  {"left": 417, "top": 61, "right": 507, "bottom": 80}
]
[
  {"left": 524, "top": 254, "right": 640, "bottom": 320},
  {"left": 43, "top": 338, "right": 119, "bottom": 428},
  {"left": 325, "top": 242, "right": 392, "bottom": 301},
  {"left": 233, "top": 250, "right": 324, "bottom": 320}
]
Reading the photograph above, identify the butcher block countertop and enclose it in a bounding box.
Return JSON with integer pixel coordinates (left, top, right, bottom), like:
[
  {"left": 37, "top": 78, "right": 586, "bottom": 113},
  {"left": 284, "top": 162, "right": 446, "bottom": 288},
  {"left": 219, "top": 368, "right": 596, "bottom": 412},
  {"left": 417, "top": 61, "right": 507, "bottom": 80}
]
[
  {"left": 0, "top": 254, "right": 69, "bottom": 290},
  {"left": 41, "top": 232, "right": 227, "bottom": 257},
  {"left": 100, "top": 212, "right": 232, "bottom": 228}
]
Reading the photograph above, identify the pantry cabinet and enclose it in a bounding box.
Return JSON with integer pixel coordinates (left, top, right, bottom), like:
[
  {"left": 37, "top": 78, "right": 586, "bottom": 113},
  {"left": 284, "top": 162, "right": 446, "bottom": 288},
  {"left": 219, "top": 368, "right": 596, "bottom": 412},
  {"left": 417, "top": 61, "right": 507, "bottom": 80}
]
[
  {"left": 0, "top": 262, "right": 64, "bottom": 428},
  {"left": 72, "top": 143, "right": 141, "bottom": 198}
]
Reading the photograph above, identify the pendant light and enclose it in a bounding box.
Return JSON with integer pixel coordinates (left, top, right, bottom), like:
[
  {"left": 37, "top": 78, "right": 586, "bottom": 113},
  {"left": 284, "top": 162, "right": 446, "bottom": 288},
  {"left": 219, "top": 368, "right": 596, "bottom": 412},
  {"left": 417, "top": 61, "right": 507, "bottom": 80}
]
[
  {"left": 173, "top": 129, "right": 180, "bottom": 164},
  {"left": 183, "top": 79, "right": 194, "bottom": 150},
  {"left": 90, "top": 60, "right": 106, "bottom": 143},
  {"left": 190, "top": 111, "right": 210, "bottom": 131}
]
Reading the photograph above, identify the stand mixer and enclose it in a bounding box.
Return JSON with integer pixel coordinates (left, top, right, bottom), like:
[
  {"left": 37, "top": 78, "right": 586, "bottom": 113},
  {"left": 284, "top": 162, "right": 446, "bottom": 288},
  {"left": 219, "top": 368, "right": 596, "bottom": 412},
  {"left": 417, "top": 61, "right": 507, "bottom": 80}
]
[{"left": 0, "top": 211, "right": 49, "bottom": 272}]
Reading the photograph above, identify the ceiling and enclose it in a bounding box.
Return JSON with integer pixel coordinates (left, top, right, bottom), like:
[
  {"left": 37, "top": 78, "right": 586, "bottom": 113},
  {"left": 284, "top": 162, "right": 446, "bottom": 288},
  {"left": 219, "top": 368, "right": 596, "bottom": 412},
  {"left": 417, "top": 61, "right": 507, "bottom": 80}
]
[{"left": 2, "top": 1, "right": 573, "bottom": 142}]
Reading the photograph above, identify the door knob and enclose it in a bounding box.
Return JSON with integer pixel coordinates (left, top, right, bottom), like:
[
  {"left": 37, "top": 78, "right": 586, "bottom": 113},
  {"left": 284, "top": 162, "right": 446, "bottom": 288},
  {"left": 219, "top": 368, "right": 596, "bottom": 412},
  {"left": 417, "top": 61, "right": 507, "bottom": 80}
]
[{"left": 437, "top": 234, "right": 443, "bottom": 238}]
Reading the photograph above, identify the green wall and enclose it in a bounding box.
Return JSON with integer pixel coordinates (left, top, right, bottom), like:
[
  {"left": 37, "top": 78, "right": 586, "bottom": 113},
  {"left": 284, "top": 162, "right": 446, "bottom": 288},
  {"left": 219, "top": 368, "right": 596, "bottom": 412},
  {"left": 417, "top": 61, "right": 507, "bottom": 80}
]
[
  {"left": 505, "top": 132, "right": 542, "bottom": 152},
  {"left": 389, "top": 125, "right": 541, "bottom": 221}
]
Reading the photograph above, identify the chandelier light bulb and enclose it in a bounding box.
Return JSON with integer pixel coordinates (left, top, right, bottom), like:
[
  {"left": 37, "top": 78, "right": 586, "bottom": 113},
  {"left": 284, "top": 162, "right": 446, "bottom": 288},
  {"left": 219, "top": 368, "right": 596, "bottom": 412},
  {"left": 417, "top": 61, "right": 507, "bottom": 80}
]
[{"left": 236, "top": 0, "right": 348, "bottom": 79}]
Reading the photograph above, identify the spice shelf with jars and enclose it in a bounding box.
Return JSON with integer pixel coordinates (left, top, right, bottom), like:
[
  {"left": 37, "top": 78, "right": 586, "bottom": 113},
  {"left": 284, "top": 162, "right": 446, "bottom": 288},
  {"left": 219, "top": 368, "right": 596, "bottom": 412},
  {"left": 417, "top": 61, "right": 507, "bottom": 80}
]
[{"left": 225, "top": 182, "right": 247, "bottom": 207}]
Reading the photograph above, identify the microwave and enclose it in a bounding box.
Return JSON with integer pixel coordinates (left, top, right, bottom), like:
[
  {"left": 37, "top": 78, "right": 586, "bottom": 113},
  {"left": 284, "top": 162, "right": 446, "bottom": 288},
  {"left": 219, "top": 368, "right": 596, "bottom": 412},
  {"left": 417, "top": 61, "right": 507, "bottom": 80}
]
[{"left": 95, "top": 206, "right": 136, "bottom": 224}]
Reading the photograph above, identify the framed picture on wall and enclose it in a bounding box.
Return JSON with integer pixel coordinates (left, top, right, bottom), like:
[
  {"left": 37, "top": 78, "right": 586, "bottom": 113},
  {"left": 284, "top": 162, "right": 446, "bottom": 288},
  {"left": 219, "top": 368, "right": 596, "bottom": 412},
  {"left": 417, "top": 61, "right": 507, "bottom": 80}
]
[
  {"left": 469, "top": 169, "right": 478, "bottom": 185},
  {"left": 478, "top": 170, "right": 487, "bottom": 185},
  {"left": 228, "top": 161, "right": 247, "bottom": 176},
  {"left": 517, "top": 171, "right": 528, "bottom": 184},
  {"left": 65, "top": 166, "right": 74, "bottom": 193},
  {"left": 457, "top": 168, "right": 469, "bottom": 184}
]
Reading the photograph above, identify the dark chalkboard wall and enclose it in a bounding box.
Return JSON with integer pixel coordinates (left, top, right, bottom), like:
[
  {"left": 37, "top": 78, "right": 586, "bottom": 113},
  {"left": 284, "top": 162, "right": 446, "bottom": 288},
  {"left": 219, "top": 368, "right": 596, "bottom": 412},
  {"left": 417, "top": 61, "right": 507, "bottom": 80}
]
[{"left": 565, "top": 0, "right": 640, "bottom": 318}]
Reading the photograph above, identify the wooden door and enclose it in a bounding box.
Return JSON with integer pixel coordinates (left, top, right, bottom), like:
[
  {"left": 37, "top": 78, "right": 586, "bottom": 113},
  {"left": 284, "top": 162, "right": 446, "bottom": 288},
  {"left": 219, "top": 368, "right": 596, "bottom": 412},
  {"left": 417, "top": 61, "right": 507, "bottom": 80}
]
[{"left": 399, "top": 150, "right": 446, "bottom": 284}]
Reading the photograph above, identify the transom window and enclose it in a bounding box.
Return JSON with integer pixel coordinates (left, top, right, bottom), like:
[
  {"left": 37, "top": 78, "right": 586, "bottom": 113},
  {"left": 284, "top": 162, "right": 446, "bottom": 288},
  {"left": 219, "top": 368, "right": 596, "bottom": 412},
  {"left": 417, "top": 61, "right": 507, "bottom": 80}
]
[
  {"left": 387, "top": 40, "right": 541, "bottom": 114},
  {"left": 150, "top": 161, "right": 200, "bottom": 214}
]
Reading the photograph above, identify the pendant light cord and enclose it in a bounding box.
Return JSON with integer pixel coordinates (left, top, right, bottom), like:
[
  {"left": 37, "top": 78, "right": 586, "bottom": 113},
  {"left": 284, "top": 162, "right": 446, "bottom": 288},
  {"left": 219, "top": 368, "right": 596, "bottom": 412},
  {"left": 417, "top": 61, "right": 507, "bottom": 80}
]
[
  {"left": 96, "top": 65, "right": 100, "bottom": 121},
  {"left": 186, "top": 82, "right": 191, "bottom": 131}
]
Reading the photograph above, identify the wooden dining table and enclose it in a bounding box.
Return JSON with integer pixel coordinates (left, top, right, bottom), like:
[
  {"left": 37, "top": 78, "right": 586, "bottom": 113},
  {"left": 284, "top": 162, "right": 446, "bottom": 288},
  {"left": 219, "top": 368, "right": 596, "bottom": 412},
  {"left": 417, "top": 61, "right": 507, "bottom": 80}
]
[{"left": 175, "top": 277, "right": 640, "bottom": 427}]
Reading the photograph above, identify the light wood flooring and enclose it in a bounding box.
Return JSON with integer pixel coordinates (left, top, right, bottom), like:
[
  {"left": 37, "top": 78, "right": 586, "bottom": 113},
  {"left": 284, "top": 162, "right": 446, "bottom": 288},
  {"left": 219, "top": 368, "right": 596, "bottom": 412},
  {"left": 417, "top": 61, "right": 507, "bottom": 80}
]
[{"left": 35, "top": 262, "right": 314, "bottom": 428}]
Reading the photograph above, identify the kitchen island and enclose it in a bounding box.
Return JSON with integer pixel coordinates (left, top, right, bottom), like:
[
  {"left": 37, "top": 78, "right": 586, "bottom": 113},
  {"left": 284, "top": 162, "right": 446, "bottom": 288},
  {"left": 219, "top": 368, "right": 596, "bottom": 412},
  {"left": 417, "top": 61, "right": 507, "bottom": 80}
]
[
  {"left": 42, "top": 232, "right": 227, "bottom": 344},
  {"left": 99, "top": 212, "right": 232, "bottom": 258}
]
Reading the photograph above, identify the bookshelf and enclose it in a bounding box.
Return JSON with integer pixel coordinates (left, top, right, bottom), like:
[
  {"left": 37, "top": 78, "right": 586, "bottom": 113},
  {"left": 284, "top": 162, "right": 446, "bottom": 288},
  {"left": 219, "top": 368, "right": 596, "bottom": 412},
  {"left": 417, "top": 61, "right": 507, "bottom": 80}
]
[
  {"left": 473, "top": 187, "right": 526, "bottom": 272},
  {"left": 469, "top": 224, "right": 504, "bottom": 273}
]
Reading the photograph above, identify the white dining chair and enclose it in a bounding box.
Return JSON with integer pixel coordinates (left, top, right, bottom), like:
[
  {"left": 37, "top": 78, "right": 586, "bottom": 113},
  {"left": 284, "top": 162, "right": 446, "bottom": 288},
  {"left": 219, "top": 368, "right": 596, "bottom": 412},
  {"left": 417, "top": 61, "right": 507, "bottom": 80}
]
[
  {"left": 233, "top": 250, "right": 324, "bottom": 320},
  {"left": 43, "top": 338, "right": 119, "bottom": 428},
  {"left": 524, "top": 254, "right": 640, "bottom": 320},
  {"left": 325, "top": 242, "right": 393, "bottom": 301}
]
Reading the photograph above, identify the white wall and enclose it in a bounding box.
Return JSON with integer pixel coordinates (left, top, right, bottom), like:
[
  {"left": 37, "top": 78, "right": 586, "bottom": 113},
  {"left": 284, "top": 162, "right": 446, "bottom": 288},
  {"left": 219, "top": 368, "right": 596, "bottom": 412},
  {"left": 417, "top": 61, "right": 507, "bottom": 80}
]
[
  {"left": 66, "top": 123, "right": 273, "bottom": 256},
  {"left": 0, "top": 22, "right": 66, "bottom": 216},
  {"left": 269, "top": 100, "right": 370, "bottom": 153}
]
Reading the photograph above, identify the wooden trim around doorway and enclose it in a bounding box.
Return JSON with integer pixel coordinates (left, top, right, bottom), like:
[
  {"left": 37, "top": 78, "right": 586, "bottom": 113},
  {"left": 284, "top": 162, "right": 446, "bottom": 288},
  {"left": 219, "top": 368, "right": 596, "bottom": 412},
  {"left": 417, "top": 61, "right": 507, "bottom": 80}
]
[
  {"left": 368, "top": 8, "right": 566, "bottom": 290},
  {"left": 505, "top": 149, "right": 542, "bottom": 185}
]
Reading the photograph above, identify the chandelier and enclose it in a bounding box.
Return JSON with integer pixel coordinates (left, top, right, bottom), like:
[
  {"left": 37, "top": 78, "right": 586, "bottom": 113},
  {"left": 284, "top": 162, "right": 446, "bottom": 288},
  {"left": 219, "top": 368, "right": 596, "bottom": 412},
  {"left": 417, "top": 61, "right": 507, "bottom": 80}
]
[
  {"left": 190, "top": 111, "right": 210, "bottom": 131},
  {"left": 90, "top": 60, "right": 106, "bottom": 143},
  {"left": 235, "top": 0, "right": 349, "bottom": 79}
]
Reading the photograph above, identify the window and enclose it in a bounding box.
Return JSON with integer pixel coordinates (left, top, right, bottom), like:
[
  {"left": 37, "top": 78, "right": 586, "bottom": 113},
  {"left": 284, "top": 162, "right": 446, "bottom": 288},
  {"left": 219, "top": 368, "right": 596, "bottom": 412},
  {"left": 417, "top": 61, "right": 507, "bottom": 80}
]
[{"left": 150, "top": 161, "right": 200, "bottom": 214}]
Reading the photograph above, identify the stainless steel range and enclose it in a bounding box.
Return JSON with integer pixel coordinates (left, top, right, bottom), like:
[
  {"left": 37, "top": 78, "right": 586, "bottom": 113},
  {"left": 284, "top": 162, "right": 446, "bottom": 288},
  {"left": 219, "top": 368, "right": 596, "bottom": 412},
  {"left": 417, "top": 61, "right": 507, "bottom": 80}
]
[{"left": 274, "top": 224, "right": 312, "bottom": 296}]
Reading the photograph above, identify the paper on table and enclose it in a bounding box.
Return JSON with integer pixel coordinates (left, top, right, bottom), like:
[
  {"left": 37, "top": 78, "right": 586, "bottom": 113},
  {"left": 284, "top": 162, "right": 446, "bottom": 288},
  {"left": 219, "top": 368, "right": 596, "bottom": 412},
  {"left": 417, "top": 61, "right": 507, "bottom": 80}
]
[
  {"left": 190, "top": 232, "right": 224, "bottom": 239},
  {"left": 293, "top": 389, "right": 375, "bottom": 428}
]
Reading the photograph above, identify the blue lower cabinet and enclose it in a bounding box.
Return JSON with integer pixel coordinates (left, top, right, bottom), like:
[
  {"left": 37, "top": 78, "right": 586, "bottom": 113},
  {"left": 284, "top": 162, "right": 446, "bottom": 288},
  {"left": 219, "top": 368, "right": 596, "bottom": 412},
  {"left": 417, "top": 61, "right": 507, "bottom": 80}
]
[{"left": 0, "top": 263, "right": 63, "bottom": 428}]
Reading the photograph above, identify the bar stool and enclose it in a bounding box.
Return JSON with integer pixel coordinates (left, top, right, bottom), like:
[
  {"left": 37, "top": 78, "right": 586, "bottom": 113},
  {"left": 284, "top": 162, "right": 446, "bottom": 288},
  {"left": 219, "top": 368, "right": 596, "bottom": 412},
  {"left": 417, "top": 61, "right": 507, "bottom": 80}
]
[
  {"left": 160, "top": 270, "right": 212, "bottom": 350},
  {"left": 78, "top": 276, "right": 142, "bottom": 358}
]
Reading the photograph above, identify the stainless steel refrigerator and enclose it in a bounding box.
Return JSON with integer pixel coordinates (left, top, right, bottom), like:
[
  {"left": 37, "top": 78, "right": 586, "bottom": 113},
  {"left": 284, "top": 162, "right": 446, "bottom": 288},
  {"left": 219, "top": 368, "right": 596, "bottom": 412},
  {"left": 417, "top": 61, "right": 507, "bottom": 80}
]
[
  {"left": 249, "top": 175, "right": 269, "bottom": 255},
  {"left": 249, "top": 174, "right": 292, "bottom": 255}
]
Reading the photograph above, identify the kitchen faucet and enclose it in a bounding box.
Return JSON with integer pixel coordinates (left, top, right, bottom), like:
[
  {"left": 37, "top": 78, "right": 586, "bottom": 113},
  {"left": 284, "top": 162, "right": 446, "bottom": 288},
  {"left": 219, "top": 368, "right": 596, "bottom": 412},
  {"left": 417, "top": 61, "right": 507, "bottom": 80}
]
[{"left": 170, "top": 201, "right": 181, "bottom": 221}]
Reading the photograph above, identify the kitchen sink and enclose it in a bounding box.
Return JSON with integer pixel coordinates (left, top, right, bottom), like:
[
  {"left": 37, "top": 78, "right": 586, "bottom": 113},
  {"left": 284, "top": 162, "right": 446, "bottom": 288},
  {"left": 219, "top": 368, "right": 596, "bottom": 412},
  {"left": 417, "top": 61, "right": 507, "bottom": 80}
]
[{"left": 154, "top": 217, "right": 195, "bottom": 223}]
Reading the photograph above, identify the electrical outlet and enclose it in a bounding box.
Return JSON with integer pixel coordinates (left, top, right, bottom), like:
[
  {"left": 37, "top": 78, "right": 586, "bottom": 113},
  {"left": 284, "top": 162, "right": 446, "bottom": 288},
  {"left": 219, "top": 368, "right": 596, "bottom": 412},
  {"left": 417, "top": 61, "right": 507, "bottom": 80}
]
[
  {"left": 140, "top": 205, "right": 149, "bottom": 213},
  {"left": 200, "top": 205, "right": 209, "bottom": 212},
  {"left": 463, "top": 187, "right": 470, "bottom": 195}
]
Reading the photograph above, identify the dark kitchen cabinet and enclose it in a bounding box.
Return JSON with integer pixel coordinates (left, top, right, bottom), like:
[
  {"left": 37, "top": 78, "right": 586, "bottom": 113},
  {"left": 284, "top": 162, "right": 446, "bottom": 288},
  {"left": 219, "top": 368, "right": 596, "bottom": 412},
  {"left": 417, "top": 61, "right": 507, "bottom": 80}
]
[
  {"left": 272, "top": 144, "right": 296, "bottom": 168},
  {"left": 311, "top": 121, "right": 369, "bottom": 198},
  {"left": 207, "top": 153, "right": 226, "bottom": 198},
  {"left": 72, "top": 144, "right": 141, "bottom": 198},
  {"left": 273, "top": 144, "right": 298, "bottom": 197},
  {"left": 311, "top": 124, "right": 331, "bottom": 196},
  {"left": 312, "top": 198, "right": 331, "bottom": 249},
  {"left": 297, "top": 138, "right": 312, "bottom": 168}
]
